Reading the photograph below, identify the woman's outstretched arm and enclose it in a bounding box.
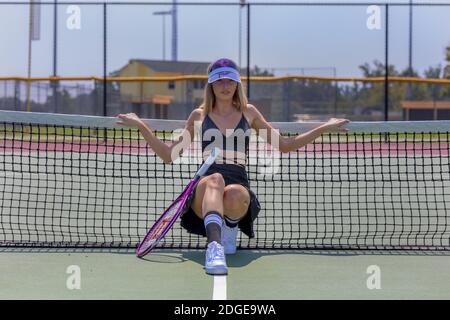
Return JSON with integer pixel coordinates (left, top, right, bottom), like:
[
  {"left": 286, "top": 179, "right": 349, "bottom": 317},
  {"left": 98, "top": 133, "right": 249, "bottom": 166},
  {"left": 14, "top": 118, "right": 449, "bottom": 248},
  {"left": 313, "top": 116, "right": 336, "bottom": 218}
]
[
  {"left": 247, "top": 104, "right": 350, "bottom": 153},
  {"left": 116, "top": 109, "right": 200, "bottom": 163}
]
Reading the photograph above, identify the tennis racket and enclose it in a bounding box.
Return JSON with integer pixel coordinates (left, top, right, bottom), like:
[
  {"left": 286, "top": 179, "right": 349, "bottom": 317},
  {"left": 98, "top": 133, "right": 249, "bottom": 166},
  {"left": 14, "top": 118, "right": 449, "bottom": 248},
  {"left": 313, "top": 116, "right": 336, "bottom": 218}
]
[{"left": 136, "top": 147, "right": 220, "bottom": 258}]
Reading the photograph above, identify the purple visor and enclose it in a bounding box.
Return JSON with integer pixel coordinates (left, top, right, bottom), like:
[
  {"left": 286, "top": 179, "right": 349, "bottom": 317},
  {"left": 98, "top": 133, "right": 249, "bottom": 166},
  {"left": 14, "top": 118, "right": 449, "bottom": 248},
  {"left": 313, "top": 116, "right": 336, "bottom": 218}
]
[{"left": 208, "top": 67, "right": 241, "bottom": 84}]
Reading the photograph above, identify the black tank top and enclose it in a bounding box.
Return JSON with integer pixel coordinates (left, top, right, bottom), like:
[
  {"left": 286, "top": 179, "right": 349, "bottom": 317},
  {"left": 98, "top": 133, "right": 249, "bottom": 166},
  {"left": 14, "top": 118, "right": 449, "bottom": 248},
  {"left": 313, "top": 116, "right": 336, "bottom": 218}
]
[{"left": 201, "top": 113, "right": 251, "bottom": 167}]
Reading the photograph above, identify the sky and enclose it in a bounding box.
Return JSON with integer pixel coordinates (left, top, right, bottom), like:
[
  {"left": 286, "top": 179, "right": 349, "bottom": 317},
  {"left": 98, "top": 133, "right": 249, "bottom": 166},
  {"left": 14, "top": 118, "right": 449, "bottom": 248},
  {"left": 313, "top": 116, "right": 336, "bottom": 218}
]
[{"left": 1, "top": 0, "right": 450, "bottom": 78}]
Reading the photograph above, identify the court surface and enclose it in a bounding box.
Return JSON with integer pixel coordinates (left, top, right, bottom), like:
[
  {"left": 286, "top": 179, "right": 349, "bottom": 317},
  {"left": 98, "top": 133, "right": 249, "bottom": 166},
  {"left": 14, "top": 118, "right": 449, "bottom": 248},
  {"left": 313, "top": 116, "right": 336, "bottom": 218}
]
[
  {"left": 1, "top": 248, "right": 449, "bottom": 300},
  {"left": 1, "top": 113, "right": 450, "bottom": 299}
]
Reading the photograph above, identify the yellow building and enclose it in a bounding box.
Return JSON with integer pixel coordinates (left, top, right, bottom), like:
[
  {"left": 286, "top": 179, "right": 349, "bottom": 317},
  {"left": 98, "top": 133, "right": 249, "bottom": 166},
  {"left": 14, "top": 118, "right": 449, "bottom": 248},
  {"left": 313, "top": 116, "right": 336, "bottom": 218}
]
[
  {"left": 401, "top": 101, "right": 450, "bottom": 120},
  {"left": 114, "top": 59, "right": 210, "bottom": 119}
]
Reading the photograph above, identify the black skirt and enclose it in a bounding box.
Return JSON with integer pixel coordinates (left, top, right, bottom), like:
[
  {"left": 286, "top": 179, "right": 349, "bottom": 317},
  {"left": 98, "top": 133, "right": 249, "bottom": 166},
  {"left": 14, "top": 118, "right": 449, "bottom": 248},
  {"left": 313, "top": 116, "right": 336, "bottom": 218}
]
[{"left": 180, "top": 163, "right": 261, "bottom": 238}]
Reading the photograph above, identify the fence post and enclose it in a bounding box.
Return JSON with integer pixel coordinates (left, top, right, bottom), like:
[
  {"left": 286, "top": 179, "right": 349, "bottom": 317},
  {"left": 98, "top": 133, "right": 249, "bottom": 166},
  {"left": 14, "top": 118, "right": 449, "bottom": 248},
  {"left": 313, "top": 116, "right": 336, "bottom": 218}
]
[
  {"left": 103, "top": 2, "right": 107, "bottom": 117},
  {"left": 384, "top": 4, "right": 389, "bottom": 121},
  {"left": 246, "top": 2, "right": 251, "bottom": 99}
]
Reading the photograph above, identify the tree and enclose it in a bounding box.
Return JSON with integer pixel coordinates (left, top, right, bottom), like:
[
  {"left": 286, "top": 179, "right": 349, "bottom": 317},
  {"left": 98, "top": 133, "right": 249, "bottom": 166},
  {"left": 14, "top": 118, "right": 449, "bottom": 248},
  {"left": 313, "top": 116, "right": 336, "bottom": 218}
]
[
  {"left": 240, "top": 65, "right": 274, "bottom": 76},
  {"left": 359, "top": 60, "right": 399, "bottom": 77},
  {"left": 444, "top": 44, "right": 450, "bottom": 79}
]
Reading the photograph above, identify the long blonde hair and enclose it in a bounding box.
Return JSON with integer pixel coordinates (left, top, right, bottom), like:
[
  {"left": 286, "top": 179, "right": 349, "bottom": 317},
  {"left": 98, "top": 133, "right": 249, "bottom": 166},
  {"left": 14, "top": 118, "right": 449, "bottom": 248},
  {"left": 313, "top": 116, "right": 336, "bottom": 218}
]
[{"left": 200, "top": 63, "right": 248, "bottom": 114}]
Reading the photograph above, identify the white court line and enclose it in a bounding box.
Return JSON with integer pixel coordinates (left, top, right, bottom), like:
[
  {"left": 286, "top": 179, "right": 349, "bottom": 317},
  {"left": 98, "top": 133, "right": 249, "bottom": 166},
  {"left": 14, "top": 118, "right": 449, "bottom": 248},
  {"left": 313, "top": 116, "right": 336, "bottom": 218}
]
[{"left": 212, "top": 275, "right": 227, "bottom": 300}]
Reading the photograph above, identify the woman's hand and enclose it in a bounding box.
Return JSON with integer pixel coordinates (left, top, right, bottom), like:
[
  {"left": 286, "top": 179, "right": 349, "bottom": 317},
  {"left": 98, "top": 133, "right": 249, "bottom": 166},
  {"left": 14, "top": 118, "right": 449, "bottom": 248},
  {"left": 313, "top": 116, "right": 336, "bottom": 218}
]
[
  {"left": 320, "top": 118, "right": 350, "bottom": 133},
  {"left": 116, "top": 113, "right": 145, "bottom": 128}
]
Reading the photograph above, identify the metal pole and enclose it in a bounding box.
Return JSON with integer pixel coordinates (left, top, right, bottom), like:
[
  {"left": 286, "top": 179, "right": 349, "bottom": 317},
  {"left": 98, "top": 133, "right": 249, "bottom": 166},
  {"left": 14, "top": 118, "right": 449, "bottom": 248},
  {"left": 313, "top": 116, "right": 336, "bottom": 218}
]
[
  {"left": 333, "top": 67, "right": 338, "bottom": 117},
  {"left": 238, "top": 5, "right": 241, "bottom": 67},
  {"left": 53, "top": 0, "right": 58, "bottom": 113},
  {"left": 103, "top": 3, "right": 107, "bottom": 117},
  {"left": 172, "top": 0, "right": 177, "bottom": 61},
  {"left": 15, "top": 81, "right": 20, "bottom": 111},
  {"left": 406, "top": 0, "right": 413, "bottom": 105},
  {"left": 26, "top": 2, "right": 33, "bottom": 112},
  {"left": 3, "top": 80, "right": 6, "bottom": 109},
  {"left": 246, "top": 3, "right": 250, "bottom": 99},
  {"left": 239, "top": 0, "right": 246, "bottom": 67},
  {"left": 154, "top": 11, "right": 173, "bottom": 61},
  {"left": 384, "top": 4, "right": 389, "bottom": 121},
  {"left": 408, "top": 0, "right": 413, "bottom": 75},
  {"left": 163, "top": 15, "right": 166, "bottom": 60}
]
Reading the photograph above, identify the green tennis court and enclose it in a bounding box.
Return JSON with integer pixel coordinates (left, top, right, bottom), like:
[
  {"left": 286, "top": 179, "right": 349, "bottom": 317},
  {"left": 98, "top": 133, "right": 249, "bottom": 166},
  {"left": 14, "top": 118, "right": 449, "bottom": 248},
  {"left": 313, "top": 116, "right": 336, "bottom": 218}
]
[
  {"left": 1, "top": 110, "right": 450, "bottom": 300},
  {"left": 1, "top": 249, "right": 450, "bottom": 300}
]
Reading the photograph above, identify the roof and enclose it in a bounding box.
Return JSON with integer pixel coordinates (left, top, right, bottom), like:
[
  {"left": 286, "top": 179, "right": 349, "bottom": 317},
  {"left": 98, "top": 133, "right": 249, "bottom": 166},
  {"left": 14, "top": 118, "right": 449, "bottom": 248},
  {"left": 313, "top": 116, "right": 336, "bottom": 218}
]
[
  {"left": 131, "top": 59, "right": 211, "bottom": 75},
  {"left": 401, "top": 101, "right": 450, "bottom": 110}
]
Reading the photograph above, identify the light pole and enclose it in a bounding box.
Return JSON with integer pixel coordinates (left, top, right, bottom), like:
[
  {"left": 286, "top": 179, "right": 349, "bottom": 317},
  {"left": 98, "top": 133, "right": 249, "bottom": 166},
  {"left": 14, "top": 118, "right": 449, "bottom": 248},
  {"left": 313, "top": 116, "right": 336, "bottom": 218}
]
[
  {"left": 153, "top": 10, "right": 172, "bottom": 61},
  {"left": 239, "top": 0, "right": 246, "bottom": 67},
  {"left": 53, "top": 0, "right": 58, "bottom": 113},
  {"left": 408, "top": 0, "right": 413, "bottom": 76},
  {"left": 406, "top": 0, "right": 413, "bottom": 102},
  {"left": 172, "top": 0, "right": 177, "bottom": 61}
]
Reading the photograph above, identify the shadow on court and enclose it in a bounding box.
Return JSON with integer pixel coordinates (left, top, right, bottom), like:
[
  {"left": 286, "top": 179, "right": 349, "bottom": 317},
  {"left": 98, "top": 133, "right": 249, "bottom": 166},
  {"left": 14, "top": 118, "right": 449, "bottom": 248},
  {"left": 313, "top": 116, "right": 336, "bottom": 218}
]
[
  {"left": 1, "top": 247, "right": 449, "bottom": 269},
  {"left": 176, "top": 249, "right": 450, "bottom": 269}
]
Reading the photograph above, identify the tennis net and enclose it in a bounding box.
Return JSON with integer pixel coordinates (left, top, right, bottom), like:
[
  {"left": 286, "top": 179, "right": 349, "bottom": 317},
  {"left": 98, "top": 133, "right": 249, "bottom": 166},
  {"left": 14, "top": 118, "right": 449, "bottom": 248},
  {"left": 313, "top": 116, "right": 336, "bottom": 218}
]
[{"left": 0, "top": 110, "right": 449, "bottom": 250}]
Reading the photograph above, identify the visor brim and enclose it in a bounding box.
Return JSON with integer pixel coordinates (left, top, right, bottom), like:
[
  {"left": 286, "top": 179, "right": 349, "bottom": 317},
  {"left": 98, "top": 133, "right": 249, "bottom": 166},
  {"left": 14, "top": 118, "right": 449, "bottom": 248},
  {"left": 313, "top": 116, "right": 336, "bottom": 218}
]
[{"left": 208, "top": 72, "right": 241, "bottom": 83}]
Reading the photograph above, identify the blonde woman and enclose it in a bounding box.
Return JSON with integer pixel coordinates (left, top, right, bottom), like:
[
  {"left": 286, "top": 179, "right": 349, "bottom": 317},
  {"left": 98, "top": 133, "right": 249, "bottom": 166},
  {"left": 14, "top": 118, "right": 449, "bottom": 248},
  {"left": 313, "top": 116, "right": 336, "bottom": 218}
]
[{"left": 117, "top": 58, "right": 349, "bottom": 275}]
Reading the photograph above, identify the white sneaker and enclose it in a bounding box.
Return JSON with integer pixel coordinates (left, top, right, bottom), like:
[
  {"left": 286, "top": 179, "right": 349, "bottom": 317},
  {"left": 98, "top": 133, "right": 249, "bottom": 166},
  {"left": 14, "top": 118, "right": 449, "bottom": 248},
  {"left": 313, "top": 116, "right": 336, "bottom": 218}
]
[
  {"left": 221, "top": 224, "right": 238, "bottom": 255},
  {"left": 204, "top": 241, "right": 228, "bottom": 275}
]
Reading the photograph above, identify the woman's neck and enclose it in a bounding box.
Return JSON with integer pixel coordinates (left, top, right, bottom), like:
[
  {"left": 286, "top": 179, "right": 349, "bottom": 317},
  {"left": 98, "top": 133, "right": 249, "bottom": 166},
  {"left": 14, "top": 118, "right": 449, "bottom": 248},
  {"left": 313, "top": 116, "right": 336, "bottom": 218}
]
[{"left": 213, "top": 100, "right": 236, "bottom": 116}]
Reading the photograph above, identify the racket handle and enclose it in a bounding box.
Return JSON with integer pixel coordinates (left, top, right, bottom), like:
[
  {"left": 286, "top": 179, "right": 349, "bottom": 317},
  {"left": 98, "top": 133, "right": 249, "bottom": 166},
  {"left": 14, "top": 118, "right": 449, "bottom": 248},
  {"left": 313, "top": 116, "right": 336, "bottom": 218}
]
[{"left": 196, "top": 147, "right": 220, "bottom": 177}]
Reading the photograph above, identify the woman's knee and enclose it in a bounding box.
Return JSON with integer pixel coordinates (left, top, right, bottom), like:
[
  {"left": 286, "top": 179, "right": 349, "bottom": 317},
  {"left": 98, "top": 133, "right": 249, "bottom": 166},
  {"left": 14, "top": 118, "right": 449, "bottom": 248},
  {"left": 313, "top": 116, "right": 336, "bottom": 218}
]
[
  {"left": 204, "top": 173, "right": 225, "bottom": 190},
  {"left": 223, "top": 185, "right": 250, "bottom": 217},
  {"left": 190, "top": 174, "right": 225, "bottom": 218}
]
